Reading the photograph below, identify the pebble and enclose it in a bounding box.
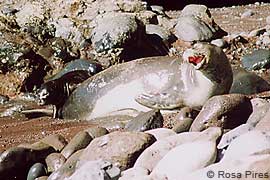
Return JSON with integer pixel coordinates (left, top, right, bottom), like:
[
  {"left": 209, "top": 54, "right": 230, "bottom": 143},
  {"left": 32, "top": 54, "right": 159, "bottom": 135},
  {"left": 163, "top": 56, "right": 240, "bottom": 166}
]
[
  {"left": 241, "top": 49, "right": 270, "bottom": 70},
  {"left": 125, "top": 109, "right": 163, "bottom": 132},
  {"left": 61, "top": 131, "right": 92, "bottom": 159},
  {"left": 241, "top": 9, "right": 254, "bottom": 18},
  {"left": 79, "top": 131, "right": 156, "bottom": 170},
  {"left": 210, "top": 38, "right": 227, "bottom": 48},
  {"left": 45, "top": 153, "right": 66, "bottom": 172},
  {"left": 172, "top": 118, "right": 193, "bottom": 133},
  {"left": 190, "top": 94, "right": 252, "bottom": 131},
  {"left": 27, "top": 163, "right": 47, "bottom": 180}
]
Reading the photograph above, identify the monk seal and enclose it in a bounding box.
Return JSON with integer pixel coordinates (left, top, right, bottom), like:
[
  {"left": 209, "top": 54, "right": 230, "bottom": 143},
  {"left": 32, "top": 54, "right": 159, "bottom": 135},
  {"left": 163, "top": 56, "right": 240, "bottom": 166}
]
[{"left": 62, "top": 43, "right": 233, "bottom": 120}]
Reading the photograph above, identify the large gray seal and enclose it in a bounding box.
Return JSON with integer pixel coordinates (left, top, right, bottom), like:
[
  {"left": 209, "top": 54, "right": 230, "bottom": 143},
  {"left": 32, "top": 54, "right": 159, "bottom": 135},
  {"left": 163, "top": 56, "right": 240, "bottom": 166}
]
[{"left": 62, "top": 43, "right": 233, "bottom": 120}]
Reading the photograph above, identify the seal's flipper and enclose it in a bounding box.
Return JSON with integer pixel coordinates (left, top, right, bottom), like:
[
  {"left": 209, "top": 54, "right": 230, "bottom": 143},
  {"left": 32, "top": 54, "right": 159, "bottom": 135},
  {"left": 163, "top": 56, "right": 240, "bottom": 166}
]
[{"left": 135, "top": 92, "right": 183, "bottom": 109}]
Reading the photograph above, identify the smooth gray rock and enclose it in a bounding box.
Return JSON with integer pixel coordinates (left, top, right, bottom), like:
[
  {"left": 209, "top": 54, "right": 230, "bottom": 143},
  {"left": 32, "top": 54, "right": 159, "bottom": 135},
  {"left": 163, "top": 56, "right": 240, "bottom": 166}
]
[
  {"left": 125, "top": 110, "right": 163, "bottom": 132},
  {"left": 27, "top": 163, "right": 47, "bottom": 180},
  {"left": 84, "top": 126, "right": 109, "bottom": 139},
  {"left": 41, "top": 134, "right": 68, "bottom": 152},
  {"left": 172, "top": 118, "right": 193, "bottom": 133},
  {"left": 241, "top": 49, "right": 270, "bottom": 70}
]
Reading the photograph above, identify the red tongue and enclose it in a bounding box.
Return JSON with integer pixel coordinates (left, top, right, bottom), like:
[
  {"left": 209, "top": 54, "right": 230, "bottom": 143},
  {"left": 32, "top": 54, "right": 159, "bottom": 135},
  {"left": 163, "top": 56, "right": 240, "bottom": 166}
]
[{"left": 188, "top": 56, "right": 204, "bottom": 65}]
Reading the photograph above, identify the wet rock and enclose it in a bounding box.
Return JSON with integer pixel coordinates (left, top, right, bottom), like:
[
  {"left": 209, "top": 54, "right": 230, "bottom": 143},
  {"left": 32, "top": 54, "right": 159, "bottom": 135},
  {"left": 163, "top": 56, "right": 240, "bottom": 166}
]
[
  {"left": 79, "top": 131, "right": 156, "bottom": 170},
  {"left": 0, "top": 143, "right": 54, "bottom": 179},
  {"left": 190, "top": 94, "right": 252, "bottom": 132},
  {"left": 27, "top": 163, "right": 47, "bottom": 180},
  {"left": 172, "top": 118, "right": 193, "bottom": 133},
  {"left": 221, "top": 130, "right": 270, "bottom": 162},
  {"left": 230, "top": 66, "right": 270, "bottom": 94},
  {"left": 150, "top": 140, "right": 217, "bottom": 179},
  {"left": 48, "top": 149, "right": 83, "bottom": 180},
  {"left": 175, "top": 4, "right": 227, "bottom": 42},
  {"left": 134, "top": 127, "right": 221, "bottom": 172},
  {"left": 91, "top": 12, "right": 142, "bottom": 53},
  {"left": 41, "top": 134, "right": 67, "bottom": 151},
  {"left": 45, "top": 153, "right": 66, "bottom": 173},
  {"left": 217, "top": 123, "right": 254, "bottom": 149},
  {"left": 145, "top": 128, "right": 176, "bottom": 140},
  {"left": 61, "top": 131, "right": 92, "bottom": 159},
  {"left": 241, "top": 9, "right": 254, "bottom": 18},
  {"left": 0, "top": 94, "right": 9, "bottom": 104},
  {"left": 68, "top": 160, "right": 121, "bottom": 180},
  {"left": 84, "top": 126, "right": 109, "bottom": 139},
  {"left": 241, "top": 49, "right": 270, "bottom": 70},
  {"left": 125, "top": 110, "right": 163, "bottom": 132}
]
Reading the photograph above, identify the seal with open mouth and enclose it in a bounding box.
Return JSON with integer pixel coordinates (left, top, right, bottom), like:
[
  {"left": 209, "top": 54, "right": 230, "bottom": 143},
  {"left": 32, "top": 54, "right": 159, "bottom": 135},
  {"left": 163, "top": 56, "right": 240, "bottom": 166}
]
[{"left": 61, "top": 43, "right": 233, "bottom": 120}]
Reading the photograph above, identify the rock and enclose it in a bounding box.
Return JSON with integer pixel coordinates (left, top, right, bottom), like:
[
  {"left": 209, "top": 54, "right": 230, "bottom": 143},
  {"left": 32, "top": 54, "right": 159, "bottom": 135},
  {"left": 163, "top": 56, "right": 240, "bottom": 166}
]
[
  {"left": 145, "top": 24, "right": 176, "bottom": 47},
  {"left": 183, "top": 154, "right": 270, "bottom": 180},
  {"left": 175, "top": 107, "right": 197, "bottom": 121},
  {"left": 248, "top": 28, "right": 266, "bottom": 37},
  {"left": 150, "top": 5, "right": 165, "bottom": 15},
  {"left": 175, "top": 4, "right": 227, "bottom": 42},
  {"left": 61, "top": 131, "right": 92, "bottom": 159},
  {"left": 48, "top": 149, "right": 83, "bottom": 180},
  {"left": 241, "top": 9, "right": 254, "bottom": 18},
  {"left": 45, "top": 153, "right": 66, "bottom": 173},
  {"left": 84, "top": 126, "right": 109, "bottom": 139},
  {"left": 27, "top": 163, "right": 47, "bottom": 180},
  {"left": 137, "top": 10, "right": 158, "bottom": 24},
  {"left": 41, "top": 134, "right": 68, "bottom": 151},
  {"left": 145, "top": 128, "right": 176, "bottom": 140},
  {"left": 35, "top": 176, "right": 48, "bottom": 180},
  {"left": 190, "top": 94, "right": 252, "bottom": 132},
  {"left": 134, "top": 127, "right": 221, "bottom": 172},
  {"left": 262, "top": 35, "right": 270, "bottom": 45},
  {"left": 150, "top": 140, "right": 217, "bottom": 179},
  {"left": 211, "top": 38, "right": 227, "bottom": 48},
  {"left": 0, "top": 95, "right": 9, "bottom": 104},
  {"left": 255, "top": 108, "right": 270, "bottom": 131},
  {"left": 266, "top": 16, "right": 270, "bottom": 25},
  {"left": 230, "top": 66, "right": 270, "bottom": 94},
  {"left": 217, "top": 123, "right": 254, "bottom": 149},
  {"left": 120, "top": 166, "right": 150, "bottom": 180},
  {"left": 91, "top": 12, "right": 142, "bottom": 53},
  {"left": 68, "top": 160, "right": 120, "bottom": 180},
  {"left": 125, "top": 110, "right": 163, "bottom": 132},
  {"left": 79, "top": 131, "right": 156, "bottom": 170},
  {"left": 221, "top": 130, "right": 270, "bottom": 162},
  {"left": 0, "top": 144, "right": 54, "bottom": 179},
  {"left": 172, "top": 118, "right": 194, "bottom": 133},
  {"left": 241, "top": 49, "right": 270, "bottom": 70},
  {"left": 246, "top": 98, "right": 270, "bottom": 126}
]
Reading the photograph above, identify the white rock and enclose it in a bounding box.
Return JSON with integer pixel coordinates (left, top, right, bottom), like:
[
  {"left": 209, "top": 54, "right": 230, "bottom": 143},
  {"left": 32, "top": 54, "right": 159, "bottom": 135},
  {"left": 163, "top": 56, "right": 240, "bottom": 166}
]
[
  {"left": 150, "top": 140, "right": 217, "bottom": 179},
  {"left": 145, "top": 128, "right": 176, "bottom": 140},
  {"left": 222, "top": 130, "right": 270, "bottom": 162}
]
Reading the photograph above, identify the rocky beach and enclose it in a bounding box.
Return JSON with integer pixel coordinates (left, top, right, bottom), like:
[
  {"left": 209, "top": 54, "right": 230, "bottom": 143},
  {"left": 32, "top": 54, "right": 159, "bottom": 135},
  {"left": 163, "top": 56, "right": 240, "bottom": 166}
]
[{"left": 1, "top": 0, "right": 270, "bottom": 180}]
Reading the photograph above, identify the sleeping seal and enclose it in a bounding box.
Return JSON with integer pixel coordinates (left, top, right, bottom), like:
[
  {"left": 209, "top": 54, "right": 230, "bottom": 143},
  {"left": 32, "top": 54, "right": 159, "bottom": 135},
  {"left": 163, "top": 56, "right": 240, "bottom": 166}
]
[{"left": 62, "top": 43, "right": 233, "bottom": 120}]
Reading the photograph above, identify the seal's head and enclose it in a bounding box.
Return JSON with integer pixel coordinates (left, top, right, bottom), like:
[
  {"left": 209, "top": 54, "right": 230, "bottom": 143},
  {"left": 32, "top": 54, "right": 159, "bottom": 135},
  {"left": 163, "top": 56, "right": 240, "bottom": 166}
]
[{"left": 183, "top": 42, "right": 233, "bottom": 94}]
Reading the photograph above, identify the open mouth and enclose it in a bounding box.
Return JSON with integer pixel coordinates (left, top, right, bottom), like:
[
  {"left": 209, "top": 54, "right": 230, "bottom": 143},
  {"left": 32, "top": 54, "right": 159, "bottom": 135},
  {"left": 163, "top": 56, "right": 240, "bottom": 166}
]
[{"left": 188, "top": 55, "right": 205, "bottom": 66}]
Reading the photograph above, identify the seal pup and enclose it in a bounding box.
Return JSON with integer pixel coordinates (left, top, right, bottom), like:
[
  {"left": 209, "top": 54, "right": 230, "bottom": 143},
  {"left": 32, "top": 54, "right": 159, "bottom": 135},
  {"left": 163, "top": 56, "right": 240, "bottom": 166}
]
[{"left": 62, "top": 43, "right": 233, "bottom": 120}]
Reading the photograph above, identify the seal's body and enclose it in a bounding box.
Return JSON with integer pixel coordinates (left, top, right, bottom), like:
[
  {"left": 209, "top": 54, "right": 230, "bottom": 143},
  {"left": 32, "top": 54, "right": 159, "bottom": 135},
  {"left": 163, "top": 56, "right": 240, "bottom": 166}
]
[{"left": 62, "top": 43, "right": 233, "bottom": 120}]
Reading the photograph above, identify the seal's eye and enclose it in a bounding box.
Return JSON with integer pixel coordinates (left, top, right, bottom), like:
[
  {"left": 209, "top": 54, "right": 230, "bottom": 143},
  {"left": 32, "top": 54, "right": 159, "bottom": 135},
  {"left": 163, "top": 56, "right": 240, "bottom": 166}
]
[{"left": 188, "top": 55, "right": 204, "bottom": 66}]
